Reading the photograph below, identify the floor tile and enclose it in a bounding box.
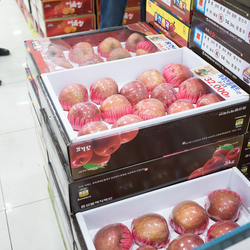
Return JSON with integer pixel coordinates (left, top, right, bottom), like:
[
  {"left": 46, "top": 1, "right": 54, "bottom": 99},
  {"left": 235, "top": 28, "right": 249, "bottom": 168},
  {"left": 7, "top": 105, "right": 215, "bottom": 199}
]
[
  {"left": 7, "top": 199, "right": 65, "bottom": 250},
  {"left": 0, "top": 211, "right": 12, "bottom": 250},
  {"left": 0, "top": 81, "right": 35, "bottom": 134},
  {"left": 0, "top": 129, "right": 49, "bottom": 209},
  {"left": 0, "top": 180, "right": 5, "bottom": 212}
]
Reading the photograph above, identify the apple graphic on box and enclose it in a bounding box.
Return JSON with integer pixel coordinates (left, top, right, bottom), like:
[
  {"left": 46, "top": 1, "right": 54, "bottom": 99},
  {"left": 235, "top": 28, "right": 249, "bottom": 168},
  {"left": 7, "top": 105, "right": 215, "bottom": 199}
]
[
  {"left": 93, "top": 223, "right": 133, "bottom": 250},
  {"left": 86, "top": 152, "right": 110, "bottom": 166},
  {"left": 202, "top": 156, "right": 224, "bottom": 175},
  {"left": 212, "top": 144, "right": 233, "bottom": 159},
  {"left": 188, "top": 167, "right": 203, "bottom": 180},
  {"left": 92, "top": 134, "right": 122, "bottom": 156},
  {"left": 71, "top": 143, "right": 93, "bottom": 168},
  {"left": 224, "top": 146, "right": 241, "bottom": 168}
]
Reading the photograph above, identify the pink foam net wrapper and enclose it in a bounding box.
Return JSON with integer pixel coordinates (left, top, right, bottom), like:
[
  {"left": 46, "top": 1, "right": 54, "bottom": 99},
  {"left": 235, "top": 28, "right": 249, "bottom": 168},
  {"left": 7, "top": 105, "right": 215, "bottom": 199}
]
[
  {"left": 136, "top": 41, "right": 157, "bottom": 53},
  {"left": 90, "top": 87, "right": 107, "bottom": 105},
  {"left": 117, "top": 223, "right": 134, "bottom": 250},
  {"left": 169, "top": 215, "right": 209, "bottom": 235},
  {"left": 133, "top": 110, "right": 162, "bottom": 121},
  {"left": 59, "top": 94, "right": 89, "bottom": 111},
  {"left": 177, "top": 89, "right": 205, "bottom": 104},
  {"left": 67, "top": 112, "right": 101, "bottom": 131},
  {"left": 97, "top": 44, "right": 110, "bottom": 58},
  {"left": 101, "top": 104, "right": 134, "bottom": 124},
  {"left": 131, "top": 219, "right": 170, "bottom": 249}
]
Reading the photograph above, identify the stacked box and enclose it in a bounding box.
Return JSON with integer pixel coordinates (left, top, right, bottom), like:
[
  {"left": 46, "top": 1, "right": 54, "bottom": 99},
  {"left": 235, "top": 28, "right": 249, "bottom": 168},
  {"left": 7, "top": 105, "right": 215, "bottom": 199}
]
[
  {"left": 30, "top": 0, "right": 95, "bottom": 37},
  {"left": 146, "top": 0, "right": 191, "bottom": 47}
]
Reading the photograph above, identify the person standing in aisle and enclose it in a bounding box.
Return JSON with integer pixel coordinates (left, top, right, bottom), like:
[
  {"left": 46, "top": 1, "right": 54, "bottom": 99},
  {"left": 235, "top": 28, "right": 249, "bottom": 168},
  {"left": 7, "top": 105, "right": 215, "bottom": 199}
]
[{"left": 99, "top": 0, "right": 146, "bottom": 29}]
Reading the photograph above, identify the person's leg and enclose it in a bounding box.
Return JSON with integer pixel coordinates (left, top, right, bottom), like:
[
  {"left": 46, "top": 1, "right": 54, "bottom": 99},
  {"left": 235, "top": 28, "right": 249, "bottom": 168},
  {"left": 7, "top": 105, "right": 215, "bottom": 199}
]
[
  {"left": 0, "top": 48, "right": 10, "bottom": 56},
  {"left": 99, "top": 0, "right": 128, "bottom": 29},
  {"left": 140, "top": 0, "right": 146, "bottom": 22}
]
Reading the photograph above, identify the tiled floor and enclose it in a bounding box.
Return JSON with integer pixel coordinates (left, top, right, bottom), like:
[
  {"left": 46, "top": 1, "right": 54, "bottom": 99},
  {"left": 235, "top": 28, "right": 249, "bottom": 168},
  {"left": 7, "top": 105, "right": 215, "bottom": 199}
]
[{"left": 0, "top": 0, "right": 65, "bottom": 249}]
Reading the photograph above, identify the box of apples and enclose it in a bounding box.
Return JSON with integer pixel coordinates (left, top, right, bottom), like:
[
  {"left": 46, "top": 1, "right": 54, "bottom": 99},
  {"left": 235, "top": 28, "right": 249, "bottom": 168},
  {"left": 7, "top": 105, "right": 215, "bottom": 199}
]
[
  {"left": 73, "top": 167, "right": 250, "bottom": 249},
  {"left": 40, "top": 46, "right": 250, "bottom": 181}
]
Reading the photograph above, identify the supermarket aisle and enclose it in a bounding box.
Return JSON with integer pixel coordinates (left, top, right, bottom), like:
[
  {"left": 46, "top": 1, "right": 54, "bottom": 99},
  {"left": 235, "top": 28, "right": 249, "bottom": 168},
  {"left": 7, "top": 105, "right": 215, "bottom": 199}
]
[{"left": 0, "top": 0, "right": 65, "bottom": 249}]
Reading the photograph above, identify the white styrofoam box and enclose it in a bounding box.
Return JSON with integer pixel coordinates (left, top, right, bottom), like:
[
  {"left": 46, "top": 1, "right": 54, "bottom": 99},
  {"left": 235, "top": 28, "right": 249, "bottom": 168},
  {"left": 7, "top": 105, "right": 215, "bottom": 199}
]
[
  {"left": 75, "top": 167, "right": 250, "bottom": 250},
  {"left": 41, "top": 47, "right": 249, "bottom": 143}
]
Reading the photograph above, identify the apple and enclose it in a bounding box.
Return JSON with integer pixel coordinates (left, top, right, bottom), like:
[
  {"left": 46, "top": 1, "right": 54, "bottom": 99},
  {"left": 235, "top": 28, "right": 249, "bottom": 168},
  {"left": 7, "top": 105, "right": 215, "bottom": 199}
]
[
  {"left": 70, "top": 143, "right": 93, "bottom": 168},
  {"left": 177, "top": 77, "right": 210, "bottom": 104},
  {"left": 120, "top": 80, "right": 148, "bottom": 105},
  {"left": 163, "top": 63, "right": 193, "bottom": 88},
  {"left": 196, "top": 93, "right": 224, "bottom": 107},
  {"left": 125, "top": 32, "right": 147, "bottom": 52},
  {"left": 131, "top": 213, "right": 170, "bottom": 248},
  {"left": 188, "top": 167, "right": 203, "bottom": 180},
  {"left": 90, "top": 77, "right": 119, "bottom": 105},
  {"left": 224, "top": 146, "right": 241, "bottom": 168},
  {"left": 112, "top": 114, "right": 143, "bottom": 143},
  {"left": 92, "top": 134, "right": 122, "bottom": 156},
  {"left": 202, "top": 156, "right": 224, "bottom": 175},
  {"left": 78, "top": 53, "right": 104, "bottom": 67},
  {"left": 134, "top": 98, "right": 166, "bottom": 120},
  {"left": 100, "top": 94, "right": 133, "bottom": 124},
  {"left": 137, "top": 69, "right": 165, "bottom": 93},
  {"left": 212, "top": 144, "right": 233, "bottom": 159},
  {"left": 78, "top": 121, "right": 108, "bottom": 137},
  {"left": 107, "top": 47, "right": 132, "bottom": 61},
  {"left": 97, "top": 37, "right": 122, "bottom": 57},
  {"left": 136, "top": 41, "right": 157, "bottom": 56},
  {"left": 51, "top": 57, "right": 73, "bottom": 69},
  {"left": 59, "top": 83, "right": 88, "bottom": 111},
  {"left": 68, "top": 42, "right": 94, "bottom": 63},
  {"left": 167, "top": 233, "right": 204, "bottom": 250},
  {"left": 167, "top": 99, "right": 195, "bottom": 115},
  {"left": 206, "top": 220, "right": 240, "bottom": 242},
  {"left": 87, "top": 151, "right": 110, "bottom": 165},
  {"left": 151, "top": 82, "right": 177, "bottom": 110},
  {"left": 205, "top": 189, "right": 242, "bottom": 221},
  {"left": 68, "top": 102, "right": 101, "bottom": 130},
  {"left": 170, "top": 200, "right": 209, "bottom": 235},
  {"left": 93, "top": 223, "right": 133, "bottom": 250}
]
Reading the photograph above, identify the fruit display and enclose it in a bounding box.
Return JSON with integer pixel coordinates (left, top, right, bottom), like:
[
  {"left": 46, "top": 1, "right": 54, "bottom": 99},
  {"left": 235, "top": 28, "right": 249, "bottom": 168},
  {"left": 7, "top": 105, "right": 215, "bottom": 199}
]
[{"left": 77, "top": 180, "right": 248, "bottom": 250}]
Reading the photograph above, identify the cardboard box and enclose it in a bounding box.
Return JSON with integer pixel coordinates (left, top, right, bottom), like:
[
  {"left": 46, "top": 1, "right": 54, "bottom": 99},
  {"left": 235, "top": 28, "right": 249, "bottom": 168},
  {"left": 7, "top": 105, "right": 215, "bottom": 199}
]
[
  {"left": 189, "top": 16, "right": 250, "bottom": 93},
  {"left": 40, "top": 47, "right": 250, "bottom": 181},
  {"left": 156, "top": 0, "right": 193, "bottom": 24},
  {"left": 41, "top": 0, "right": 94, "bottom": 19},
  {"left": 74, "top": 167, "right": 250, "bottom": 249},
  {"left": 193, "top": 0, "right": 250, "bottom": 52},
  {"left": 146, "top": 0, "right": 191, "bottom": 47}
]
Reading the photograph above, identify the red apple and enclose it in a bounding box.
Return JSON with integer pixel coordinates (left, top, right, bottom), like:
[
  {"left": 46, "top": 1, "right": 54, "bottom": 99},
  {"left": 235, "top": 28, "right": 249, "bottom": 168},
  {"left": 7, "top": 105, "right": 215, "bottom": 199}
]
[
  {"left": 188, "top": 167, "right": 203, "bottom": 180},
  {"left": 78, "top": 53, "right": 104, "bottom": 67},
  {"left": 70, "top": 143, "right": 93, "bottom": 168},
  {"left": 93, "top": 223, "right": 133, "bottom": 250},
  {"left": 167, "top": 99, "right": 195, "bottom": 114},
  {"left": 125, "top": 32, "right": 147, "bottom": 52},
  {"left": 87, "top": 151, "right": 110, "bottom": 165},
  {"left": 134, "top": 98, "right": 166, "bottom": 120},
  {"left": 206, "top": 220, "right": 240, "bottom": 242},
  {"left": 202, "top": 156, "right": 224, "bottom": 175},
  {"left": 137, "top": 69, "right": 165, "bottom": 93},
  {"left": 90, "top": 77, "right": 119, "bottom": 105},
  {"left": 100, "top": 94, "right": 133, "bottom": 124},
  {"left": 170, "top": 200, "right": 209, "bottom": 235},
  {"left": 224, "top": 147, "right": 241, "bottom": 168},
  {"left": 107, "top": 47, "right": 132, "bottom": 61},
  {"left": 120, "top": 80, "right": 148, "bottom": 105},
  {"left": 196, "top": 93, "right": 224, "bottom": 107},
  {"left": 92, "top": 134, "right": 122, "bottom": 156},
  {"left": 78, "top": 121, "right": 108, "bottom": 137},
  {"left": 68, "top": 42, "right": 94, "bottom": 63},
  {"left": 151, "top": 82, "right": 177, "bottom": 110},
  {"left": 212, "top": 144, "right": 233, "bottom": 159},
  {"left": 59, "top": 83, "right": 88, "bottom": 111},
  {"left": 168, "top": 233, "right": 204, "bottom": 250},
  {"left": 131, "top": 213, "right": 170, "bottom": 248},
  {"left": 97, "top": 37, "right": 122, "bottom": 57},
  {"left": 205, "top": 189, "right": 242, "bottom": 221},
  {"left": 112, "top": 114, "right": 143, "bottom": 143}
]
